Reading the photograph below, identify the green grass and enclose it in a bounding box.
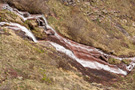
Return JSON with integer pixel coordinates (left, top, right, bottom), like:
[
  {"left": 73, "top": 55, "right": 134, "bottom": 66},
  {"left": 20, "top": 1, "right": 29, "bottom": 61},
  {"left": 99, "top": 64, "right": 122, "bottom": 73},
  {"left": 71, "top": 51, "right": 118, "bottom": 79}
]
[
  {"left": 108, "top": 58, "right": 121, "bottom": 65},
  {"left": 122, "top": 59, "right": 131, "bottom": 65}
]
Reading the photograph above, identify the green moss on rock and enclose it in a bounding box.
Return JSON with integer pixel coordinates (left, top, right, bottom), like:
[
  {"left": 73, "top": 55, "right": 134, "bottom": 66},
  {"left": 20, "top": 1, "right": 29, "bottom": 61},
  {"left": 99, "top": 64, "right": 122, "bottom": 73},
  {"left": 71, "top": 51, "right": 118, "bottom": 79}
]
[
  {"left": 122, "top": 59, "right": 131, "bottom": 65},
  {"left": 31, "top": 27, "right": 47, "bottom": 40},
  {"left": 108, "top": 57, "right": 121, "bottom": 65}
]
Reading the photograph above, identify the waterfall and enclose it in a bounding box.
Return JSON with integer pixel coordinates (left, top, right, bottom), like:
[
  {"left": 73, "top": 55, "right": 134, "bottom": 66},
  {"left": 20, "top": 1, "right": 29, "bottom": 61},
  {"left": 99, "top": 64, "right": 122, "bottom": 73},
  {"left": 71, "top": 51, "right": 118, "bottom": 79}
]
[
  {"left": 0, "top": 22, "right": 37, "bottom": 42},
  {"left": 50, "top": 42, "right": 127, "bottom": 75}
]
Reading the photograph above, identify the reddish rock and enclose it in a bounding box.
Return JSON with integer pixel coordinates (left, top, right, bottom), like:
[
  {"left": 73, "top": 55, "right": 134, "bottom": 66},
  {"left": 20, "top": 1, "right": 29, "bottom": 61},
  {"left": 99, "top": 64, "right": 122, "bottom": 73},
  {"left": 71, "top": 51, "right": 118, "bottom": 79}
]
[{"left": 46, "top": 29, "right": 55, "bottom": 35}]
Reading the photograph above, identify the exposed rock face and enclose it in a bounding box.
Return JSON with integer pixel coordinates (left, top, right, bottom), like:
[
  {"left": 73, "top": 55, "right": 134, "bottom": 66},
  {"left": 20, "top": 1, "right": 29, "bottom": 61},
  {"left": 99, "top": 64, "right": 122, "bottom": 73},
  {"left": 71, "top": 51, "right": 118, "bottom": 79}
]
[
  {"left": 45, "top": 29, "right": 55, "bottom": 35},
  {"left": 23, "top": 12, "right": 30, "bottom": 17}
]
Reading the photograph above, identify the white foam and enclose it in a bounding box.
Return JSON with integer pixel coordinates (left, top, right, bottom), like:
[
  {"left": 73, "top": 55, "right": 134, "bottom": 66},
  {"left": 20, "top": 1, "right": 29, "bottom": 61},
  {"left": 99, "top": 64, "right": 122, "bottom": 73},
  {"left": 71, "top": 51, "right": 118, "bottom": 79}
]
[
  {"left": 50, "top": 42, "right": 127, "bottom": 75},
  {"left": 0, "top": 22, "right": 37, "bottom": 42},
  {"left": 126, "top": 62, "right": 135, "bottom": 71}
]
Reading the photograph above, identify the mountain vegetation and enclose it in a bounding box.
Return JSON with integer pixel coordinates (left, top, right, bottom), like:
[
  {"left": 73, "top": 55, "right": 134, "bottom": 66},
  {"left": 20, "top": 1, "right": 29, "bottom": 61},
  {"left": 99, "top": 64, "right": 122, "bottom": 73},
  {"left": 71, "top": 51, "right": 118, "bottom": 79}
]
[{"left": 1, "top": 0, "right": 135, "bottom": 90}]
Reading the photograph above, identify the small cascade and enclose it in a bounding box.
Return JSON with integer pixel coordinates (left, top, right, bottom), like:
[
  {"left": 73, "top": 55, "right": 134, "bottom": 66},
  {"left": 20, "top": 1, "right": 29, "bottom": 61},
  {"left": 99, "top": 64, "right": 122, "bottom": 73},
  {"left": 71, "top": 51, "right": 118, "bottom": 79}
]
[
  {"left": 1, "top": 4, "right": 135, "bottom": 75},
  {"left": 50, "top": 42, "right": 127, "bottom": 75},
  {"left": 0, "top": 22, "right": 37, "bottom": 42}
]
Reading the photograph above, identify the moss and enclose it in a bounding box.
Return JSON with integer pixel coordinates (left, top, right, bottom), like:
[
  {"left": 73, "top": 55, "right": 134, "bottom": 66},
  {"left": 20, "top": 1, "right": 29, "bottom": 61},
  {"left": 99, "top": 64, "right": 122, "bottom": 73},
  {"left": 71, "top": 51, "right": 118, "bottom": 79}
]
[
  {"left": 33, "top": 47, "right": 44, "bottom": 53},
  {"left": 0, "top": 10, "right": 30, "bottom": 29},
  {"left": 31, "top": 27, "right": 47, "bottom": 40},
  {"left": 24, "top": 20, "right": 47, "bottom": 40},
  {"left": 108, "top": 58, "right": 121, "bottom": 65},
  {"left": 122, "top": 59, "right": 131, "bottom": 65},
  {"left": 24, "top": 20, "right": 30, "bottom": 25},
  {"left": 24, "top": 20, "right": 38, "bottom": 29},
  {"left": 41, "top": 74, "right": 52, "bottom": 84},
  {"left": 0, "top": 10, "right": 19, "bottom": 22}
]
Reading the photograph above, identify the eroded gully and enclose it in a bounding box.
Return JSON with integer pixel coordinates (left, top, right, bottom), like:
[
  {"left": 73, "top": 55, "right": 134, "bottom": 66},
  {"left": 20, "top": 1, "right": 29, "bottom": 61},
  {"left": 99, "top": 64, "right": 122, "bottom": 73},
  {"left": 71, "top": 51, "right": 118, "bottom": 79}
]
[{"left": 1, "top": 4, "right": 135, "bottom": 75}]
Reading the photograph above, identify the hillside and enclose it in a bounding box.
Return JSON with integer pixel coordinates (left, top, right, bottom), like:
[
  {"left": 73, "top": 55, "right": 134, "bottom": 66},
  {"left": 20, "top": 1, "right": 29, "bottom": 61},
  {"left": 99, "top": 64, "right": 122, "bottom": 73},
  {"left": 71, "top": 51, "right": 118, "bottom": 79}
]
[
  {"left": 0, "top": 0, "right": 135, "bottom": 90},
  {"left": 4, "top": 0, "right": 135, "bottom": 57},
  {"left": 0, "top": 26, "right": 107, "bottom": 90}
]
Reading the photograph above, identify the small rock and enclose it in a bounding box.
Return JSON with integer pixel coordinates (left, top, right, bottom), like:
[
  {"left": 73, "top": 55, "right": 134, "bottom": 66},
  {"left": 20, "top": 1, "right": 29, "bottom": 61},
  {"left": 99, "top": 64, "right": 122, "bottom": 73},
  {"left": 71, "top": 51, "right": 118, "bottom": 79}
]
[
  {"left": 122, "top": 19, "right": 127, "bottom": 24},
  {"left": 132, "top": 22, "right": 135, "bottom": 27},
  {"left": 89, "top": 15, "right": 99, "bottom": 21},
  {"left": 17, "top": 76, "right": 23, "bottom": 80},
  {"left": 102, "top": 9, "right": 108, "bottom": 14},
  {"left": 45, "top": 29, "right": 55, "bottom": 35},
  {"left": 84, "top": 2, "right": 90, "bottom": 6},
  {"left": 23, "top": 12, "right": 30, "bottom": 17}
]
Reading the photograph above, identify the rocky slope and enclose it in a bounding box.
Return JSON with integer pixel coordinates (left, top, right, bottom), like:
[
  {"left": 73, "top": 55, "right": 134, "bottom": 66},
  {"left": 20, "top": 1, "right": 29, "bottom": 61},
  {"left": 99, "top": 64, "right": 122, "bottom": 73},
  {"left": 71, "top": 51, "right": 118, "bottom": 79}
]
[
  {"left": 1, "top": 29, "right": 107, "bottom": 90},
  {"left": 0, "top": 4, "right": 110, "bottom": 90},
  {"left": 1, "top": 0, "right": 135, "bottom": 90},
  {"left": 4, "top": 0, "right": 135, "bottom": 57}
]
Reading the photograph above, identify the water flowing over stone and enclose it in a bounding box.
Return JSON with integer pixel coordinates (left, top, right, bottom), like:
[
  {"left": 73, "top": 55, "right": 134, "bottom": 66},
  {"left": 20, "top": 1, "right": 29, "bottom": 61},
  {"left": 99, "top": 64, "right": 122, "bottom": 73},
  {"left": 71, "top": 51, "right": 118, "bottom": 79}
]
[
  {"left": 0, "top": 22, "right": 37, "bottom": 42},
  {"left": 1, "top": 4, "right": 135, "bottom": 75},
  {"left": 50, "top": 42, "right": 127, "bottom": 75}
]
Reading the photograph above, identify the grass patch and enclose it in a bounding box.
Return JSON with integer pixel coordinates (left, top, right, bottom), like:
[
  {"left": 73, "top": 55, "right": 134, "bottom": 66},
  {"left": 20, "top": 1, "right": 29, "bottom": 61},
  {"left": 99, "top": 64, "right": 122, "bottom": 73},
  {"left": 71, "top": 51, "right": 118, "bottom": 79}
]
[
  {"left": 108, "top": 57, "right": 121, "bottom": 65},
  {"left": 0, "top": 30, "right": 105, "bottom": 90},
  {"left": 122, "top": 59, "right": 131, "bottom": 65}
]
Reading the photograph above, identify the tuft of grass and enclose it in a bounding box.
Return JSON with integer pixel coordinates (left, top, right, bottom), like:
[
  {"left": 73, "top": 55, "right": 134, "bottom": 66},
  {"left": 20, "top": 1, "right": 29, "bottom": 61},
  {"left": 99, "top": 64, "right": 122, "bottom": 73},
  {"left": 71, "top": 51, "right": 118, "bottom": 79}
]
[
  {"left": 122, "top": 59, "right": 131, "bottom": 65},
  {"left": 108, "top": 57, "right": 121, "bottom": 65},
  {"left": 41, "top": 74, "right": 52, "bottom": 84},
  {"left": 33, "top": 47, "right": 44, "bottom": 53}
]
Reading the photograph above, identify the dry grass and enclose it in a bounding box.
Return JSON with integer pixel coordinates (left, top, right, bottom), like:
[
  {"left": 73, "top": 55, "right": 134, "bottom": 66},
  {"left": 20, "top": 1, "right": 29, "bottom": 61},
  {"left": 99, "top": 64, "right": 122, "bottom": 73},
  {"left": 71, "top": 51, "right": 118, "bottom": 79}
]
[
  {"left": 1, "top": 0, "right": 135, "bottom": 57},
  {"left": 1, "top": 0, "right": 49, "bottom": 14},
  {"left": 2, "top": 0, "right": 135, "bottom": 57},
  {"left": 46, "top": 0, "right": 135, "bottom": 57},
  {"left": 1, "top": 0, "right": 135, "bottom": 89},
  {"left": 0, "top": 29, "right": 106, "bottom": 90}
]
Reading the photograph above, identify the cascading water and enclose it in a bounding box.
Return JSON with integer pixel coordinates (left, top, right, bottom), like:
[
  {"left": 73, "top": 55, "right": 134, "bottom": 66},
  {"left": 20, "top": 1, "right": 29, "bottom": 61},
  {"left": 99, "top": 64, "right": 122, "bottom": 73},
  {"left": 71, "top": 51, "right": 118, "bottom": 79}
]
[
  {"left": 0, "top": 22, "right": 37, "bottom": 42},
  {"left": 1, "top": 4, "right": 135, "bottom": 75},
  {"left": 50, "top": 42, "right": 127, "bottom": 75}
]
